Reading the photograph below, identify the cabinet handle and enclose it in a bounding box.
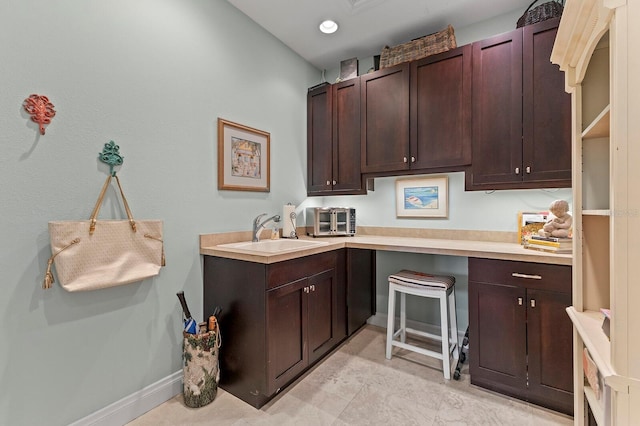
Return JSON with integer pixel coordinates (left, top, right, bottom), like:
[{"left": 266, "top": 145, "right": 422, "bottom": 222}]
[
  {"left": 526, "top": 166, "right": 531, "bottom": 174},
  {"left": 515, "top": 167, "right": 520, "bottom": 175},
  {"left": 511, "top": 273, "right": 542, "bottom": 280},
  {"left": 304, "top": 287, "right": 309, "bottom": 293},
  {"left": 518, "top": 297, "right": 523, "bottom": 306},
  {"left": 310, "top": 285, "right": 315, "bottom": 292},
  {"left": 411, "top": 156, "right": 416, "bottom": 163},
  {"left": 531, "top": 299, "right": 536, "bottom": 308},
  {"left": 332, "top": 180, "right": 336, "bottom": 185},
  {"left": 326, "top": 180, "right": 331, "bottom": 186},
  {"left": 403, "top": 157, "right": 408, "bottom": 163}
]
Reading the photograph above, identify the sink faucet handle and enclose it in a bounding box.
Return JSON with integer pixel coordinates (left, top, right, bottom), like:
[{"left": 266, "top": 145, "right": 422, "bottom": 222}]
[{"left": 253, "top": 213, "right": 270, "bottom": 242}]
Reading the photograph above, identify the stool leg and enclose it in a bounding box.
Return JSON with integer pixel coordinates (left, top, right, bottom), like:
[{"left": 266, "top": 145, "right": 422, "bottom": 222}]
[
  {"left": 440, "top": 293, "right": 451, "bottom": 379},
  {"left": 400, "top": 292, "right": 406, "bottom": 343},
  {"left": 386, "top": 284, "right": 396, "bottom": 359},
  {"left": 449, "top": 288, "right": 459, "bottom": 361}
]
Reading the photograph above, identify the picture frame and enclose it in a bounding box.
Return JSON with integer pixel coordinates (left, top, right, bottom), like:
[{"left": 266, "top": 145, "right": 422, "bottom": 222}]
[
  {"left": 395, "top": 176, "right": 448, "bottom": 218},
  {"left": 517, "top": 211, "right": 549, "bottom": 245},
  {"left": 340, "top": 57, "right": 358, "bottom": 80},
  {"left": 217, "top": 118, "right": 270, "bottom": 192}
]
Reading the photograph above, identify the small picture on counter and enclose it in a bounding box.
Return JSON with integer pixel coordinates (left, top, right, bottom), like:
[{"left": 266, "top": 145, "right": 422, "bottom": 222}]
[
  {"left": 396, "top": 176, "right": 448, "bottom": 218},
  {"left": 517, "top": 211, "right": 549, "bottom": 245},
  {"left": 218, "top": 118, "right": 270, "bottom": 192}
]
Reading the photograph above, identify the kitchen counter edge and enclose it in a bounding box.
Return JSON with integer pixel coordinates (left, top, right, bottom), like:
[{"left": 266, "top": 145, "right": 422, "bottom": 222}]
[{"left": 199, "top": 233, "right": 572, "bottom": 266}]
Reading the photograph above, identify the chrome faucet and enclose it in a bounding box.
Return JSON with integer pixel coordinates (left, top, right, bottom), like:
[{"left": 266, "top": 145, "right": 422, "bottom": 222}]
[{"left": 252, "top": 213, "right": 281, "bottom": 242}]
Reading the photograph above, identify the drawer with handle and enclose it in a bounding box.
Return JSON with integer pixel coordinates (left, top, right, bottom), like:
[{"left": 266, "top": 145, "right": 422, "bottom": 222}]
[{"left": 468, "top": 257, "right": 571, "bottom": 293}]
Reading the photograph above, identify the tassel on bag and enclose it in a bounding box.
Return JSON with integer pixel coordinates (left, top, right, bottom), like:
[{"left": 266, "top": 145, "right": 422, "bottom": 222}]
[
  {"left": 43, "top": 238, "right": 80, "bottom": 289},
  {"left": 44, "top": 258, "right": 55, "bottom": 289},
  {"left": 144, "top": 234, "right": 165, "bottom": 266}
]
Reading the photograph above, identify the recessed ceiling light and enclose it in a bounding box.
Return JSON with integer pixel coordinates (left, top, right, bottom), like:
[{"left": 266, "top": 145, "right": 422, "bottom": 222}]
[{"left": 319, "top": 20, "right": 338, "bottom": 34}]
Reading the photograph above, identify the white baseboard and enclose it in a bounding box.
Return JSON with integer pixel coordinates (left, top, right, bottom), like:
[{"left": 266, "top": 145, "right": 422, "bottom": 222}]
[
  {"left": 70, "top": 315, "right": 465, "bottom": 425},
  {"left": 367, "top": 312, "right": 467, "bottom": 343},
  {"left": 69, "top": 371, "right": 182, "bottom": 426}
]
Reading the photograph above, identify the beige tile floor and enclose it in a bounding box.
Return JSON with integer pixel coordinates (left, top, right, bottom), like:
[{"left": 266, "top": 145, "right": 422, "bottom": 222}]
[{"left": 129, "top": 325, "right": 573, "bottom": 425}]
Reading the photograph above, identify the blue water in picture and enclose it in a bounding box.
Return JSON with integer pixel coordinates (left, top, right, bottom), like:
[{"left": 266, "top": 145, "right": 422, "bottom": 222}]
[{"left": 404, "top": 186, "right": 439, "bottom": 209}]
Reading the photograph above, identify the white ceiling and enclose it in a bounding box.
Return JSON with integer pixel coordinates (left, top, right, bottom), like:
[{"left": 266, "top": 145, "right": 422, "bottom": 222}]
[{"left": 227, "top": 0, "right": 528, "bottom": 71}]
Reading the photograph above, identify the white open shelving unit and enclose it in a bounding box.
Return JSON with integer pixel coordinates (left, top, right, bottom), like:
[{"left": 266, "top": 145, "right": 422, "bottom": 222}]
[{"left": 552, "top": 0, "right": 640, "bottom": 424}]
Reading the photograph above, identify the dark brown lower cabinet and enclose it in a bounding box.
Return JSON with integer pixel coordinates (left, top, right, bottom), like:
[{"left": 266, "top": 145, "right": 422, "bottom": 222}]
[
  {"left": 266, "top": 268, "right": 339, "bottom": 395},
  {"left": 468, "top": 258, "right": 573, "bottom": 415},
  {"left": 203, "top": 248, "right": 375, "bottom": 408},
  {"left": 265, "top": 277, "right": 307, "bottom": 396}
]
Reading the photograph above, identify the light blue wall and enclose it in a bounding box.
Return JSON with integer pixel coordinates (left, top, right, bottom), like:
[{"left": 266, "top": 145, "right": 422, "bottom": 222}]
[
  {"left": 325, "top": 174, "right": 571, "bottom": 333},
  {"left": 0, "top": 1, "right": 319, "bottom": 424},
  {"left": 325, "top": 173, "right": 572, "bottom": 232},
  {"left": 0, "top": 2, "right": 571, "bottom": 424}
]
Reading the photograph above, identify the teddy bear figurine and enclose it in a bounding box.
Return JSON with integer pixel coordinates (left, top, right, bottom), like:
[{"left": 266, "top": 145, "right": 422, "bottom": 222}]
[{"left": 538, "top": 199, "right": 573, "bottom": 238}]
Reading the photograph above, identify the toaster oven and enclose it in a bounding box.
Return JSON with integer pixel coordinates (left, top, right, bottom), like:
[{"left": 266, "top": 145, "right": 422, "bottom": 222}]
[{"left": 305, "top": 207, "right": 356, "bottom": 237}]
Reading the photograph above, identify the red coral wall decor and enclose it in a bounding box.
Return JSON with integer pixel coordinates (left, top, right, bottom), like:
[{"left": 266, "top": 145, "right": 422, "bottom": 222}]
[{"left": 23, "top": 94, "right": 56, "bottom": 135}]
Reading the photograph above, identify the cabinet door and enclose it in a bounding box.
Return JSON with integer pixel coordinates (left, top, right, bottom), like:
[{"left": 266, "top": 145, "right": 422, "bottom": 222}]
[
  {"left": 308, "top": 268, "right": 340, "bottom": 364},
  {"left": 469, "top": 280, "right": 527, "bottom": 397},
  {"left": 307, "top": 84, "right": 333, "bottom": 194},
  {"left": 361, "top": 63, "right": 410, "bottom": 173},
  {"left": 332, "top": 78, "right": 364, "bottom": 194},
  {"left": 469, "top": 28, "right": 523, "bottom": 187},
  {"left": 522, "top": 18, "right": 571, "bottom": 185},
  {"left": 527, "top": 288, "right": 573, "bottom": 415},
  {"left": 411, "top": 45, "right": 472, "bottom": 169},
  {"left": 266, "top": 277, "right": 308, "bottom": 395}
]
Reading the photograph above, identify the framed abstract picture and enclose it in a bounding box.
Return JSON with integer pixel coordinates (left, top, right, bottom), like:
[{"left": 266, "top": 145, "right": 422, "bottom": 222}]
[
  {"left": 396, "top": 176, "right": 448, "bottom": 218},
  {"left": 217, "top": 118, "right": 270, "bottom": 192}
]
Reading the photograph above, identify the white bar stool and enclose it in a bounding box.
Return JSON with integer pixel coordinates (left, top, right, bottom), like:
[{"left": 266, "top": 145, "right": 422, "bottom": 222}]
[{"left": 385, "top": 270, "right": 459, "bottom": 379}]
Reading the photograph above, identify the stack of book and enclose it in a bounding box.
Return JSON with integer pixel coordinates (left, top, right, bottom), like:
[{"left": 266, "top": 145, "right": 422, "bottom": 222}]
[{"left": 524, "top": 235, "right": 573, "bottom": 254}]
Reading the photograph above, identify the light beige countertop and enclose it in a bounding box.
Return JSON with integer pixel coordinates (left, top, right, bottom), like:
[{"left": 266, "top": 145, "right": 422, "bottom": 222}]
[{"left": 200, "top": 227, "right": 572, "bottom": 266}]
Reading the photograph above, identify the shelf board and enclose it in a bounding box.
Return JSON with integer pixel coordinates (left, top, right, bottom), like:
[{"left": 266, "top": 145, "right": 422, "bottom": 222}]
[
  {"left": 582, "top": 209, "right": 611, "bottom": 216},
  {"left": 582, "top": 105, "right": 610, "bottom": 139},
  {"left": 584, "top": 386, "right": 605, "bottom": 426},
  {"left": 567, "top": 307, "right": 614, "bottom": 378}
]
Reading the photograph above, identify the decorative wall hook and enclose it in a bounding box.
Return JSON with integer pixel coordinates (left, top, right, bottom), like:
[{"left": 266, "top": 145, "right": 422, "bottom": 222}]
[
  {"left": 99, "top": 140, "right": 124, "bottom": 176},
  {"left": 23, "top": 94, "right": 56, "bottom": 135}
]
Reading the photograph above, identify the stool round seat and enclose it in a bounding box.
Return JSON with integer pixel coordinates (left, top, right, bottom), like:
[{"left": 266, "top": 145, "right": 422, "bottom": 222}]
[{"left": 385, "top": 270, "right": 459, "bottom": 379}]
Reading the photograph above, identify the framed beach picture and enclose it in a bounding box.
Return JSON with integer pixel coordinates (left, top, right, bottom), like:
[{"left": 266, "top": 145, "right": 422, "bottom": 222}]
[
  {"left": 396, "top": 176, "right": 448, "bottom": 218},
  {"left": 218, "top": 118, "right": 270, "bottom": 192}
]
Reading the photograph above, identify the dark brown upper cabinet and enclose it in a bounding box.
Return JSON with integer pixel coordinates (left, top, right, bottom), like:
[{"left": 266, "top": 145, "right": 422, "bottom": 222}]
[
  {"left": 307, "top": 83, "right": 332, "bottom": 194},
  {"left": 466, "top": 18, "right": 571, "bottom": 190},
  {"left": 360, "top": 63, "right": 411, "bottom": 174},
  {"left": 360, "top": 45, "right": 472, "bottom": 175},
  {"left": 307, "top": 79, "right": 364, "bottom": 196},
  {"left": 410, "top": 45, "right": 472, "bottom": 170}
]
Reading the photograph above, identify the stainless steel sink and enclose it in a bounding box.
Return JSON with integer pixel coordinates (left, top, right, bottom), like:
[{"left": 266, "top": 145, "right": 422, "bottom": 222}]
[{"left": 217, "top": 239, "right": 329, "bottom": 253}]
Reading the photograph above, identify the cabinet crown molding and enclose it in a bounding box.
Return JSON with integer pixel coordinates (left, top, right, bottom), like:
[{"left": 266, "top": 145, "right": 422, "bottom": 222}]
[{"left": 551, "top": 0, "right": 616, "bottom": 88}]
